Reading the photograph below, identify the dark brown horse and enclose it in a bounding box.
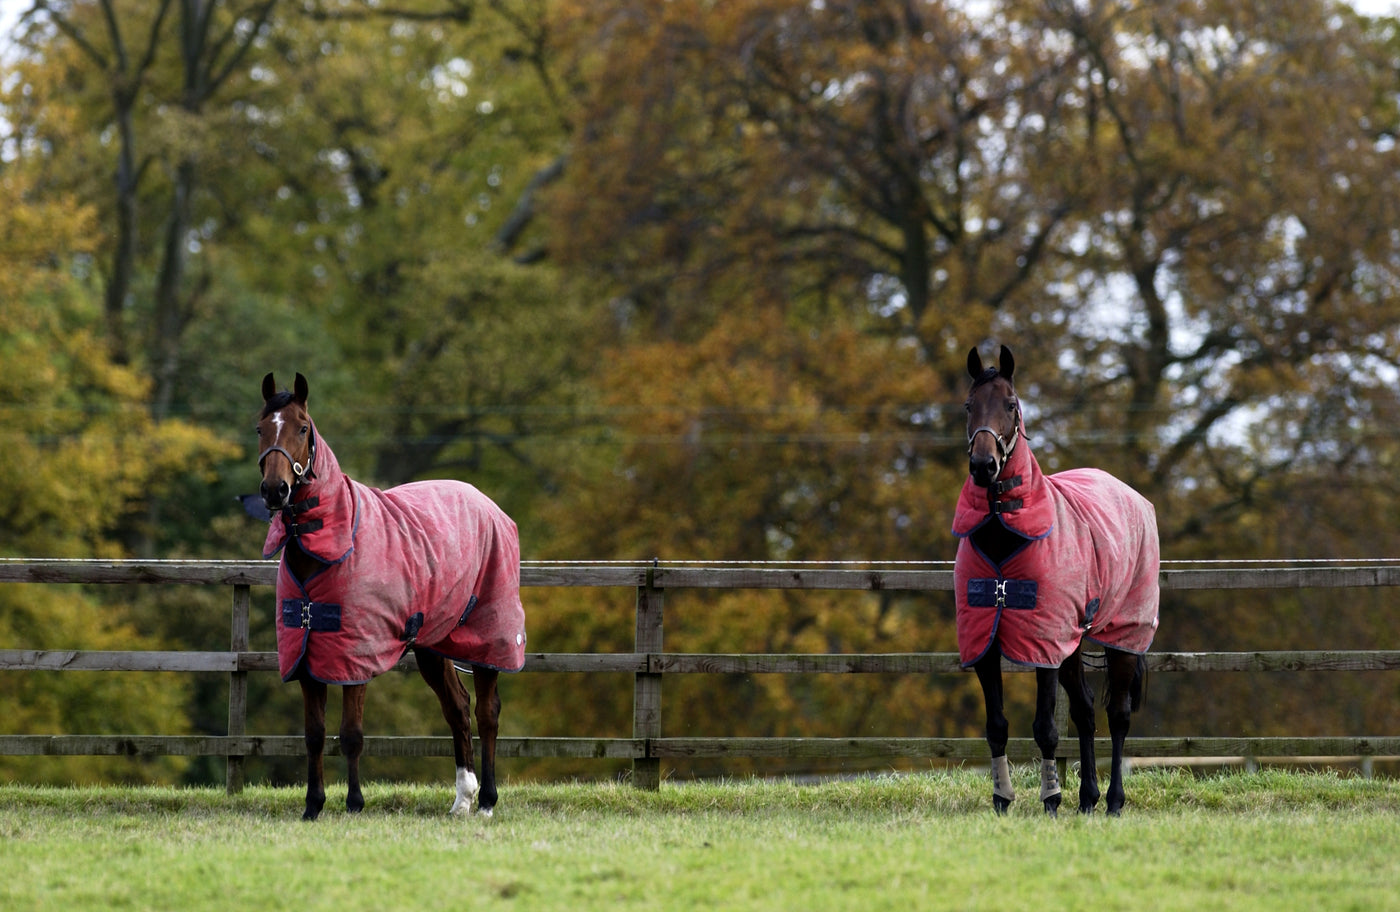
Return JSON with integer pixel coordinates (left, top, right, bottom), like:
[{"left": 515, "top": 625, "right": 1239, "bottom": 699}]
[
  {"left": 955, "top": 345, "right": 1159, "bottom": 815},
  {"left": 257, "top": 373, "right": 525, "bottom": 819}
]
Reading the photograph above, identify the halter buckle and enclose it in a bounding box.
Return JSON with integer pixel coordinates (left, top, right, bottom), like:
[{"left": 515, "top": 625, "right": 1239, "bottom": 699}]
[{"left": 966, "top": 422, "right": 1019, "bottom": 462}]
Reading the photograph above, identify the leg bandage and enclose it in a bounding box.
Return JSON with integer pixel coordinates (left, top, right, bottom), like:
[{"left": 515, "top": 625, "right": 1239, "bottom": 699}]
[
  {"left": 1040, "top": 757, "right": 1062, "bottom": 801},
  {"left": 991, "top": 755, "right": 1016, "bottom": 802}
]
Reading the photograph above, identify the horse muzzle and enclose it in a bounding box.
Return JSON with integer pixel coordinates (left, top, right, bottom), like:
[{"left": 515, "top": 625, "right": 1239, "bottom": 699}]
[
  {"left": 969, "top": 453, "right": 1002, "bottom": 488},
  {"left": 967, "top": 423, "right": 1018, "bottom": 488},
  {"left": 261, "top": 478, "right": 292, "bottom": 512}
]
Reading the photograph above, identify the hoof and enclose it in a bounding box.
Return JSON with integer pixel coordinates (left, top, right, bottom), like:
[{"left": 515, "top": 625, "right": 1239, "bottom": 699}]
[
  {"left": 1043, "top": 795, "right": 1061, "bottom": 818},
  {"left": 477, "top": 806, "right": 495, "bottom": 819},
  {"left": 992, "top": 795, "right": 1012, "bottom": 816},
  {"left": 303, "top": 794, "right": 325, "bottom": 821}
]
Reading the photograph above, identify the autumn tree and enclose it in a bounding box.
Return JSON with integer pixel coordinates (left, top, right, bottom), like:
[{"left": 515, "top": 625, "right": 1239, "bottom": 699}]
[
  {"left": 1025, "top": 0, "right": 1400, "bottom": 738},
  {"left": 534, "top": 0, "right": 1400, "bottom": 771},
  {"left": 3, "top": 0, "right": 593, "bottom": 782},
  {"left": 0, "top": 160, "right": 235, "bottom": 782},
  {"left": 7, "top": 0, "right": 1400, "bottom": 783}
]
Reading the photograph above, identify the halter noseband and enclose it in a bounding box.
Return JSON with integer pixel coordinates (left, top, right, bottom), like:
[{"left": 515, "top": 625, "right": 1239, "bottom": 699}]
[
  {"left": 965, "top": 371, "right": 1022, "bottom": 476},
  {"left": 966, "top": 418, "right": 1020, "bottom": 465},
  {"left": 258, "top": 424, "right": 318, "bottom": 487}
]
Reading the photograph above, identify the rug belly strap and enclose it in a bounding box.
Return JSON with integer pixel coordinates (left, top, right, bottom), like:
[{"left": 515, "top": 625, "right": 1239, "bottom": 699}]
[
  {"left": 281, "top": 598, "right": 342, "bottom": 632},
  {"left": 967, "top": 577, "right": 1038, "bottom": 610},
  {"left": 400, "top": 611, "right": 424, "bottom": 647}
]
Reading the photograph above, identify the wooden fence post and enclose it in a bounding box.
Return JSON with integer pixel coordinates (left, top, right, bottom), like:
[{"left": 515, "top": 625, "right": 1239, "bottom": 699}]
[
  {"left": 632, "top": 565, "right": 664, "bottom": 789},
  {"left": 226, "top": 583, "right": 251, "bottom": 795}
]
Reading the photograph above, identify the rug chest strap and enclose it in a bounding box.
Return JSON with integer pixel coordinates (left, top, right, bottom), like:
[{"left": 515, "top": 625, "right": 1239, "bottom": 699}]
[
  {"left": 992, "top": 475, "right": 1023, "bottom": 494},
  {"left": 988, "top": 475, "right": 1023, "bottom": 514},
  {"left": 282, "top": 496, "right": 322, "bottom": 538},
  {"left": 286, "top": 518, "right": 324, "bottom": 537},
  {"left": 281, "top": 598, "right": 341, "bottom": 632},
  {"left": 967, "top": 577, "right": 1038, "bottom": 610}
]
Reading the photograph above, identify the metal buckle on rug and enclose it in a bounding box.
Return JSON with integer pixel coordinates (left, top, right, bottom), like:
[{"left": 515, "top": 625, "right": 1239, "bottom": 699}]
[
  {"left": 281, "top": 598, "right": 342, "bottom": 631},
  {"left": 967, "top": 577, "right": 1038, "bottom": 610}
]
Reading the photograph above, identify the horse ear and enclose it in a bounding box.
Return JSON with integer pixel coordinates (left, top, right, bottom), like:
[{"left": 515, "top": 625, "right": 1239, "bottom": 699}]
[
  {"left": 998, "top": 345, "right": 1015, "bottom": 382},
  {"left": 293, "top": 373, "right": 309, "bottom": 406},
  {"left": 967, "top": 347, "right": 985, "bottom": 379},
  {"left": 262, "top": 373, "right": 277, "bottom": 402}
]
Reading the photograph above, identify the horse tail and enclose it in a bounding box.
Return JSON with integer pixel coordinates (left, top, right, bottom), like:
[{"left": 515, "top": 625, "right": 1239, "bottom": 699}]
[
  {"left": 1098, "top": 650, "right": 1148, "bottom": 712},
  {"left": 1130, "top": 653, "right": 1148, "bottom": 712}
]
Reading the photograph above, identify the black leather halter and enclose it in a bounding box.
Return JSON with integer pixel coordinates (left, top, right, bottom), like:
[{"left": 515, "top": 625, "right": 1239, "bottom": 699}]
[{"left": 258, "top": 421, "right": 319, "bottom": 486}]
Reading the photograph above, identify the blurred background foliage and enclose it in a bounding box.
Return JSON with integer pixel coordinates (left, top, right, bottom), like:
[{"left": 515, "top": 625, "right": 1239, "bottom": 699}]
[{"left": 2, "top": 0, "right": 1400, "bottom": 784}]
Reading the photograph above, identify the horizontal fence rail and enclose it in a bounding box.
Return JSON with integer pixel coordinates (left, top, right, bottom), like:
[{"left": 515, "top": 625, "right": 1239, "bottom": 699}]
[
  {"left": 6, "top": 649, "right": 1400, "bottom": 676},
  {"left": 2, "top": 558, "right": 1398, "bottom": 791},
  {"left": 9, "top": 557, "right": 1400, "bottom": 590}
]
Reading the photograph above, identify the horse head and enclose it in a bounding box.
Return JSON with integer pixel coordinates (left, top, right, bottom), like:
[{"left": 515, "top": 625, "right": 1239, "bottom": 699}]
[
  {"left": 257, "top": 372, "right": 315, "bottom": 512},
  {"left": 964, "top": 345, "right": 1022, "bottom": 488}
]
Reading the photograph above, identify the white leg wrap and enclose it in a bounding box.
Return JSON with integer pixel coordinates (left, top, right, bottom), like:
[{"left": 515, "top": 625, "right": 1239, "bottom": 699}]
[
  {"left": 991, "top": 755, "right": 1016, "bottom": 802},
  {"left": 449, "top": 768, "right": 479, "bottom": 816},
  {"left": 1040, "top": 758, "right": 1062, "bottom": 801}
]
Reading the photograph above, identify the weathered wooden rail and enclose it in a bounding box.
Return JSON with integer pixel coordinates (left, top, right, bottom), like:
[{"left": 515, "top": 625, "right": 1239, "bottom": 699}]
[{"left": 2, "top": 558, "right": 1398, "bottom": 791}]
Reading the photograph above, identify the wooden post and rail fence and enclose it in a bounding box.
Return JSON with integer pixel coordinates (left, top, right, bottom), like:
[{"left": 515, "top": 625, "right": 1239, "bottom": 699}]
[{"left": 2, "top": 558, "right": 1399, "bottom": 793}]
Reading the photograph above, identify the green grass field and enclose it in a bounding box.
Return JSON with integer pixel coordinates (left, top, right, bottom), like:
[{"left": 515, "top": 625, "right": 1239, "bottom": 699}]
[{"left": 3, "top": 768, "right": 1398, "bottom": 911}]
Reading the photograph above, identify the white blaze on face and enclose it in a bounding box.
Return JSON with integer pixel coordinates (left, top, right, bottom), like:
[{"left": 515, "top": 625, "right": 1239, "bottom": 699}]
[{"left": 271, "top": 410, "right": 285, "bottom": 445}]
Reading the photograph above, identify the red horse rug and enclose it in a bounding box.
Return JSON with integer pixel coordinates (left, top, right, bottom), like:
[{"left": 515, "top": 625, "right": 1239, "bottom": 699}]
[
  {"left": 952, "top": 428, "right": 1159, "bottom": 668},
  {"left": 263, "top": 430, "right": 526, "bottom": 684}
]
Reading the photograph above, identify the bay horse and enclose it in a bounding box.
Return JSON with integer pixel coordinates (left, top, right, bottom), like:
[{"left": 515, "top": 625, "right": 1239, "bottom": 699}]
[
  {"left": 954, "top": 346, "right": 1159, "bottom": 816},
  {"left": 256, "top": 372, "right": 526, "bottom": 819}
]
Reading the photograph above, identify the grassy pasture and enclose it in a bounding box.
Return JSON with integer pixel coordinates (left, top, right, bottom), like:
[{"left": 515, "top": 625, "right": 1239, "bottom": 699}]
[{"left": 2, "top": 769, "right": 1398, "bottom": 911}]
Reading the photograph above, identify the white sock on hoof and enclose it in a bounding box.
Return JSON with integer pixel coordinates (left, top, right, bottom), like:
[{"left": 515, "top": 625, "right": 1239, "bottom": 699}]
[
  {"left": 1040, "top": 758, "right": 1062, "bottom": 801},
  {"left": 991, "top": 755, "right": 1015, "bottom": 802},
  {"left": 450, "top": 768, "right": 480, "bottom": 815}
]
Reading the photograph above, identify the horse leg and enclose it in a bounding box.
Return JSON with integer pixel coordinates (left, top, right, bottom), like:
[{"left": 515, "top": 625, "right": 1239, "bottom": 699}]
[
  {"left": 299, "top": 676, "right": 328, "bottom": 821},
  {"left": 472, "top": 666, "right": 502, "bottom": 817},
  {"left": 340, "top": 683, "right": 367, "bottom": 814},
  {"left": 1032, "top": 666, "right": 1062, "bottom": 817},
  {"left": 1058, "top": 647, "right": 1101, "bottom": 814},
  {"left": 1103, "top": 649, "right": 1142, "bottom": 816},
  {"left": 973, "top": 645, "right": 1014, "bottom": 814},
  {"left": 414, "top": 649, "right": 479, "bottom": 815}
]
